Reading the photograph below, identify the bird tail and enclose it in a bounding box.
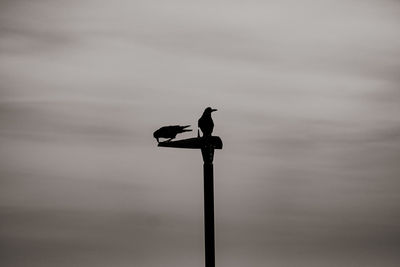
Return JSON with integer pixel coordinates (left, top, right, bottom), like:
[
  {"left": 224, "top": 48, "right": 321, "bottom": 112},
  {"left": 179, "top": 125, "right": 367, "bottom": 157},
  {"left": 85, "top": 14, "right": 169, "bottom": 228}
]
[{"left": 180, "top": 125, "right": 192, "bottom": 132}]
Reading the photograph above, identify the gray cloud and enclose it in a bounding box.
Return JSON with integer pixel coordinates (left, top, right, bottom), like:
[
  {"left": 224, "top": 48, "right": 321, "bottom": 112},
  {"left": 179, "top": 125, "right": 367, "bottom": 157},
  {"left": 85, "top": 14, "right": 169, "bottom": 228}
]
[{"left": 1, "top": 0, "right": 400, "bottom": 266}]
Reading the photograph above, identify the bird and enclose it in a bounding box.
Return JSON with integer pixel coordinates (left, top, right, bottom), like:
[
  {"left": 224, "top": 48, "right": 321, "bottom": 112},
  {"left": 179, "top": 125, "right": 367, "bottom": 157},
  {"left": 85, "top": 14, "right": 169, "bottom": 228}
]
[
  {"left": 198, "top": 107, "right": 217, "bottom": 137},
  {"left": 153, "top": 125, "right": 192, "bottom": 143}
]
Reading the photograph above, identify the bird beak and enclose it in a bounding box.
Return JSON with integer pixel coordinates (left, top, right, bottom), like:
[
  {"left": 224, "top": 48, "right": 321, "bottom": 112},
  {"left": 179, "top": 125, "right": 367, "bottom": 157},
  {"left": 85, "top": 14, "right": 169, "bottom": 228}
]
[{"left": 211, "top": 109, "right": 217, "bottom": 112}]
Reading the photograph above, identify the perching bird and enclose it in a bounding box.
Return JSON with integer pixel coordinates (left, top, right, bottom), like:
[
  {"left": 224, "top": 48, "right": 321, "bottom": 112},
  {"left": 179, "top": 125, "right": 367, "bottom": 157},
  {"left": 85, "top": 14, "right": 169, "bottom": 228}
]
[
  {"left": 198, "top": 107, "right": 217, "bottom": 137},
  {"left": 153, "top": 125, "right": 192, "bottom": 143}
]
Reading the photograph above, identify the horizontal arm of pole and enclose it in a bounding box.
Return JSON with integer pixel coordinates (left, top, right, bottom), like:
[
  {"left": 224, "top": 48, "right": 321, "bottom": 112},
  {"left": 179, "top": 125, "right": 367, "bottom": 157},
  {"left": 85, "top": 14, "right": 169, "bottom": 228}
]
[{"left": 158, "top": 136, "right": 223, "bottom": 150}]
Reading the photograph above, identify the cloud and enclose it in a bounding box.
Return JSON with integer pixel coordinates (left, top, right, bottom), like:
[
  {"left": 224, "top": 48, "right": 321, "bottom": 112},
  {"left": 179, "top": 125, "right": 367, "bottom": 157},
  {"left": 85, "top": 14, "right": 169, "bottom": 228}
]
[{"left": 1, "top": 0, "right": 400, "bottom": 266}]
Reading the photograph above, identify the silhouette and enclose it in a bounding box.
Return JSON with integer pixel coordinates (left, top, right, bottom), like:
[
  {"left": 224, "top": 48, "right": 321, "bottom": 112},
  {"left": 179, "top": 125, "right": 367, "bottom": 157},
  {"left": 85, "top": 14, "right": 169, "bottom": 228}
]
[
  {"left": 156, "top": 108, "right": 222, "bottom": 267},
  {"left": 198, "top": 107, "right": 217, "bottom": 137},
  {"left": 153, "top": 125, "right": 192, "bottom": 143}
]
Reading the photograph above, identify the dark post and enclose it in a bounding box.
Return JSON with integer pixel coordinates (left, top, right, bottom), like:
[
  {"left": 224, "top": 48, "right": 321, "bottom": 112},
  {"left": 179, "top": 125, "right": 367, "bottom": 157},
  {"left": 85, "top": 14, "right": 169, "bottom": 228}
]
[
  {"left": 157, "top": 127, "right": 222, "bottom": 267},
  {"left": 202, "top": 144, "right": 215, "bottom": 267}
]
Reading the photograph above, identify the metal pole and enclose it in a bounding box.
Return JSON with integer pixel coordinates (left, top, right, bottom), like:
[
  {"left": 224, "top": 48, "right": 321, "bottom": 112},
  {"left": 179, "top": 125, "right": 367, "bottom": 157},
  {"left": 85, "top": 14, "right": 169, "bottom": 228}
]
[
  {"left": 158, "top": 135, "right": 222, "bottom": 267},
  {"left": 202, "top": 145, "right": 215, "bottom": 267}
]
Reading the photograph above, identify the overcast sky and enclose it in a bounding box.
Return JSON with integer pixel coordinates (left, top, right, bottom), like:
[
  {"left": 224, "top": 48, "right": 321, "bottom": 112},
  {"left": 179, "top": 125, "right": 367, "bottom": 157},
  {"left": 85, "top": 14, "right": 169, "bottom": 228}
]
[{"left": 1, "top": 0, "right": 400, "bottom": 266}]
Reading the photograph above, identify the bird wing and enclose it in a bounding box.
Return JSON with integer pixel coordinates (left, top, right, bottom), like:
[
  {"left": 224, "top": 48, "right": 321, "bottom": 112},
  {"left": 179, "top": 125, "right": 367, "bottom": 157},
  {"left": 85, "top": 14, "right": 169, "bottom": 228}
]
[{"left": 169, "top": 125, "right": 192, "bottom": 132}]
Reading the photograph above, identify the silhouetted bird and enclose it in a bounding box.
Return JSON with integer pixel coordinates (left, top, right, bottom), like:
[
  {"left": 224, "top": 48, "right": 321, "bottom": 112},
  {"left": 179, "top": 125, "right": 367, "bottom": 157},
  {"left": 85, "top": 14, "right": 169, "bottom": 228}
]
[
  {"left": 198, "top": 107, "right": 217, "bottom": 137},
  {"left": 153, "top": 125, "right": 192, "bottom": 143}
]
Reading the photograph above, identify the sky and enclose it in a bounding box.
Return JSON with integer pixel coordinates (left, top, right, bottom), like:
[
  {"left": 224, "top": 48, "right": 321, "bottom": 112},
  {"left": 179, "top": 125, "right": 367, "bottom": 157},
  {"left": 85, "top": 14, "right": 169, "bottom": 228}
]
[{"left": 1, "top": 0, "right": 400, "bottom": 266}]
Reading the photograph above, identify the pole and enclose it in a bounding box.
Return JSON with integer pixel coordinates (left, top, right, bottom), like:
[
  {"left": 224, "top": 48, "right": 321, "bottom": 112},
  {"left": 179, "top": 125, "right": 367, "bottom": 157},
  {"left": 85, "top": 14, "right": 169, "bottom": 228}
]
[
  {"left": 202, "top": 144, "right": 215, "bottom": 267},
  {"left": 158, "top": 134, "right": 222, "bottom": 267}
]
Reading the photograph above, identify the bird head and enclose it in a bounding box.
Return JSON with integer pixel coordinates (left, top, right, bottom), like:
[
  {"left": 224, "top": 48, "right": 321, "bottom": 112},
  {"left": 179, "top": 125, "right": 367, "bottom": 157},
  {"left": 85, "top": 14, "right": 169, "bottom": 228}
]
[
  {"left": 153, "top": 130, "right": 160, "bottom": 143},
  {"left": 204, "top": 107, "right": 217, "bottom": 114}
]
